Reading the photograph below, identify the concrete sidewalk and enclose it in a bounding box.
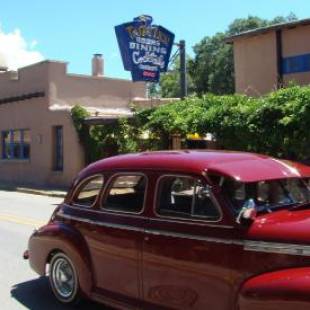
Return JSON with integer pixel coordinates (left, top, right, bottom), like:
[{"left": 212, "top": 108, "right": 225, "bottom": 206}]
[{"left": 0, "top": 184, "right": 67, "bottom": 198}]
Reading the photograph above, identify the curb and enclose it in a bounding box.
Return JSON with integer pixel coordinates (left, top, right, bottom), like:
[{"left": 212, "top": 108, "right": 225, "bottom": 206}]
[
  {"left": 16, "top": 188, "right": 66, "bottom": 198},
  {"left": 0, "top": 186, "right": 66, "bottom": 198}
]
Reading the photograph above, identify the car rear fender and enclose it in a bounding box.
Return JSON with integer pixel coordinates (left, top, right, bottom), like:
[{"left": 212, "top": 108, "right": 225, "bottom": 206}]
[
  {"left": 28, "top": 222, "right": 93, "bottom": 296},
  {"left": 238, "top": 267, "right": 310, "bottom": 310}
]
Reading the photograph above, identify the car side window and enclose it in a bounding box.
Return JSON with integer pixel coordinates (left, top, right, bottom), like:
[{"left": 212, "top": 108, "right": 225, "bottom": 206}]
[
  {"left": 102, "top": 174, "right": 146, "bottom": 213},
  {"left": 156, "top": 176, "right": 221, "bottom": 221},
  {"left": 72, "top": 175, "right": 104, "bottom": 207}
]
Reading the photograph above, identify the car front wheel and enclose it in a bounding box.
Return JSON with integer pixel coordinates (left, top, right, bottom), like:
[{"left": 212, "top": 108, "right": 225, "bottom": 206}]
[{"left": 49, "top": 252, "right": 80, "bottom": 304}]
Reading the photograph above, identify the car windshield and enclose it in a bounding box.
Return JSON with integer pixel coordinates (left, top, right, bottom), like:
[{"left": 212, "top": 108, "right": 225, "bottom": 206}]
[{"left": 220, "top": 177, "right": 310, "bottom": 214}]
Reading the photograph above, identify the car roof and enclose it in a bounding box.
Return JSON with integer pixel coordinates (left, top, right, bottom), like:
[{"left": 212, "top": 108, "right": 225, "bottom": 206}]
[{"left": 78, "top": 150, "right": 310, "bottom": 183}]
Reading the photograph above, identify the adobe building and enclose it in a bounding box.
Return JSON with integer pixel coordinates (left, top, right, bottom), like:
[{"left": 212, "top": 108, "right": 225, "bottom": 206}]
[
  {"left": 226, "top": 18, "right": 310, "bottom": 96},
  {"left": 0, "top": 55, "right": 153, "bottom": 188}
]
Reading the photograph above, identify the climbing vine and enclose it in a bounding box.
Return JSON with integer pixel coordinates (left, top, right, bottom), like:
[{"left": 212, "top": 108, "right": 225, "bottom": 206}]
[{"left": 72, "top": 85, "right": 310, "bottom": 164}]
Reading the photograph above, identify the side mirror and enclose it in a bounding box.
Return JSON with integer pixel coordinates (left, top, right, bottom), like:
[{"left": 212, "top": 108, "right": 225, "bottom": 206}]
[{"left": 236, "top": 198, "right": 257, "bottom": 224}]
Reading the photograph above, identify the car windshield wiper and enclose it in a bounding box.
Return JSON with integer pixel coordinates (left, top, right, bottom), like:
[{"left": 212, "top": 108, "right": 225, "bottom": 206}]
[
  {"left": 289, "top": 201, "right": 310, "bottom": 211},
  {"left": 256, "top": 204, "right": 272, "bottom": 213},
  {"left": 257, "top": 202, "right": 297, "bottom": 213}
]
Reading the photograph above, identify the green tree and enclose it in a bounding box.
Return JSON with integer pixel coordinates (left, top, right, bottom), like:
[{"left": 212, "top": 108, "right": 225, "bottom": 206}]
[
  {"left": 188, "top": 33, "right": 234, "bottom": 95},
  {"left": 188, "top": 14, "right": 298, "bottom": 95},
  {"left": 148, "top": 82, "right": 161, "bottom": 98},
  {"left": 159, "top": 57, "right": 195, "bottom": 98},
  {"left": 160, "top": 69, "right": 180, "bottom": 98}
]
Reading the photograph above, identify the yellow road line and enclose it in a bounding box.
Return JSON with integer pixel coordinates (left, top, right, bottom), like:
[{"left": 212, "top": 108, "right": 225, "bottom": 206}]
[{"left": 0, "top": 213, "right": 45, "bottom": 227}]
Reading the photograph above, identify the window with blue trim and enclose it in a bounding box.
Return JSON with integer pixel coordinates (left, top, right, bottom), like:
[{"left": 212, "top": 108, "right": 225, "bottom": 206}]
[
  {"left": 1, "top": 129, "right": 30, "bottom": 160},
  {"left": 53, "top": 126, "right": 63, "bottom": 171},
  {"left": 282, "top": 54, "right": 310, "bottom": 74}
]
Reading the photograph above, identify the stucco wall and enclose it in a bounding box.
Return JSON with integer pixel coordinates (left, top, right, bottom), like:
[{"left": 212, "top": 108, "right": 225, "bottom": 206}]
[
  {"left": 282, "top": 25, "right": 310, "bottom": 56},
  {"left": 46, "top": 61, "right": 146, "bottom": 109},
  {"left": 282, "top": 25, "right": 310, "bottom": 86},
  {"left": 0, "top": 97, "right": 84, "bottom": 188},
  {"left": 233, "top": 24, "right": 310, "bottom": 95},
  {"left": 233, "top": 32, "right": 278, "bottom": 96},
  {"left": 0, "top": 60, "right": 149, "bottom": 187},
  {"left": 0, "top": 62, "right": 49, "bottom": 98}
]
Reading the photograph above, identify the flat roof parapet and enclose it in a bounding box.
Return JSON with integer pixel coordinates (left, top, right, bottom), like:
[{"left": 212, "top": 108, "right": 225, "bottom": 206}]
[{"left": 225, "top": 17, "right": 310, "bottom": 43}]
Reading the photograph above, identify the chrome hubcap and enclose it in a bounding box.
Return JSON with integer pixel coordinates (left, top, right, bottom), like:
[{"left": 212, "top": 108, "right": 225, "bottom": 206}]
[{"left": 52, "top": 257, "right": 75, "bottom": 298}]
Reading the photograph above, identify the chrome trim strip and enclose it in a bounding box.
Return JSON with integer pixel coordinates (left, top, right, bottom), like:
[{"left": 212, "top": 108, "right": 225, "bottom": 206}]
[
  {"left": 149, "top": 217, "right": 234, "bottom": 229},
  {"left": 145, "top": 228, "right": 243, "bottom": 245},
  {"left": 65, "top": 204, "right": 149, "bottom": 220},
  {"left": 57, "top": 212, "right": 310, "bottom": 256},
  {"left": 244, "top": 240, "right": 310, "bottom": 256},
  {"left": 57, "top": 212, "right": 240, "bottom": 244},
  {"left": 58, "top": 213, "right": 143, "bottom": 232}
]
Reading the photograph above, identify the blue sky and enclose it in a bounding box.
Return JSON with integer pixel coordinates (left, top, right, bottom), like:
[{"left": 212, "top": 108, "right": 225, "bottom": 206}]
[{"left": 1, "top": 0, "right": 309, "bottom": 79}]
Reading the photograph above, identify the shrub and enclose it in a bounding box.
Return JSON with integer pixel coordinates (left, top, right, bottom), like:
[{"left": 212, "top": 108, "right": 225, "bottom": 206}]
[{"left": 71, "top": 85, "right": 310, "bottom": 163}]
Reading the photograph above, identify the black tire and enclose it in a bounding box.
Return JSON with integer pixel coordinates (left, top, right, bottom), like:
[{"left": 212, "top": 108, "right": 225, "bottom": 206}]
[{"left": 49, "top": 252, "right": 81, "bottom": 305}]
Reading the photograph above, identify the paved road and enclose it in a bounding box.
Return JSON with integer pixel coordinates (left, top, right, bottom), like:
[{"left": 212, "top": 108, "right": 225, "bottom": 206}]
[{"left": 0, "top": 190, "right": 106, "bottom": 309}]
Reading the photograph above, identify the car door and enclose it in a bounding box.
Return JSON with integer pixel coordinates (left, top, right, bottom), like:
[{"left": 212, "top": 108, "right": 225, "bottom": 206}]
[
  {"left": 142, "top": 174, "right": 236, "bottom": 310},
  {"left": 84, "top": 172, "right": 148, "bottom": 307},
  {"left": 63, "top": 172, "right": 147, "bottom": 307}
]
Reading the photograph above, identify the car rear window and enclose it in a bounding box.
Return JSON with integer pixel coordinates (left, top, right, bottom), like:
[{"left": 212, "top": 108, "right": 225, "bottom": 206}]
[
  {"left": 102, "top": 174, "right": 146, "bottom": 213},
  {"left": 72, "top": 175, "right": 104, "bottom": 207}
]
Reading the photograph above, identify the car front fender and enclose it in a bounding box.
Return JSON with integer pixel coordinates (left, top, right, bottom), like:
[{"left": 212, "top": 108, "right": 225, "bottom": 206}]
[
  {"left": 28, "top": 222, "right": 93, "bottom": 297},
  {"left": 238, "top": 267, "right": 310, "bottom": 310}
]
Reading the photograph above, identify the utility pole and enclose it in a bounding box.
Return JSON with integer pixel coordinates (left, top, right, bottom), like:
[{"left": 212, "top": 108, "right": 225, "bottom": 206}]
[{"left": 179, "top": 40, "right": 187, "bottom": 99}]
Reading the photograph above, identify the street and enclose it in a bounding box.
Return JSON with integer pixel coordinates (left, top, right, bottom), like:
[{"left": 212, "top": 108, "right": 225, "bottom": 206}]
[{"left": 0, "top": 190, "right": 105, "bottom": 310}]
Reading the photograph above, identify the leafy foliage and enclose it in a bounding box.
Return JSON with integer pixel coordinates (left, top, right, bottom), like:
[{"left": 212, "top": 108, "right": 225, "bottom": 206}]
[
  {"left": 185, "top": 14, "right": 298, "bottom": 96},
  {"left": 159, "top": 58, "right": 195, "bottom": 98},
  {"left": 188, "top": 33, "right": 234, "bottom": 95},
  {"left": 71, "top": 105, "right": 162, "bottom": 164},
  {"left": 72, "top": 85, "right": 310, "bottom": 163}
]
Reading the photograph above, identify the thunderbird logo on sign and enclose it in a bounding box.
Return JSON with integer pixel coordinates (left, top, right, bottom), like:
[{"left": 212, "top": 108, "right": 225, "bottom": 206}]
[{"left": 115, "top": 15, "right": 175, "bottom": 82}]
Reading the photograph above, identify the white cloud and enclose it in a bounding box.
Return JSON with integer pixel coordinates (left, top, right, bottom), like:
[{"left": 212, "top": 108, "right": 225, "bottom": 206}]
[
  {"left": 29, "top": 40, "right": 38, "bottom": 49},
  {"left": 0, "top": 27, "right": 44, "bottom": 70}
]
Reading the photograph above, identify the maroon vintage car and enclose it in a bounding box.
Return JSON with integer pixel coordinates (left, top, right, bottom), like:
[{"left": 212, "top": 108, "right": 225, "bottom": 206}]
[{"left": 24, "top": 150, "right": 310, "bottom": 309}]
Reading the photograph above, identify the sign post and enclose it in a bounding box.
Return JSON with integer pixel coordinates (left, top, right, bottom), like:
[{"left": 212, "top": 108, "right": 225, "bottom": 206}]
[
  {"left": 179, "top": 40, "right": 187, "bottom": 99},
  {"left": 115, "top": 15, "right": 175, "bottom": 83}
]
